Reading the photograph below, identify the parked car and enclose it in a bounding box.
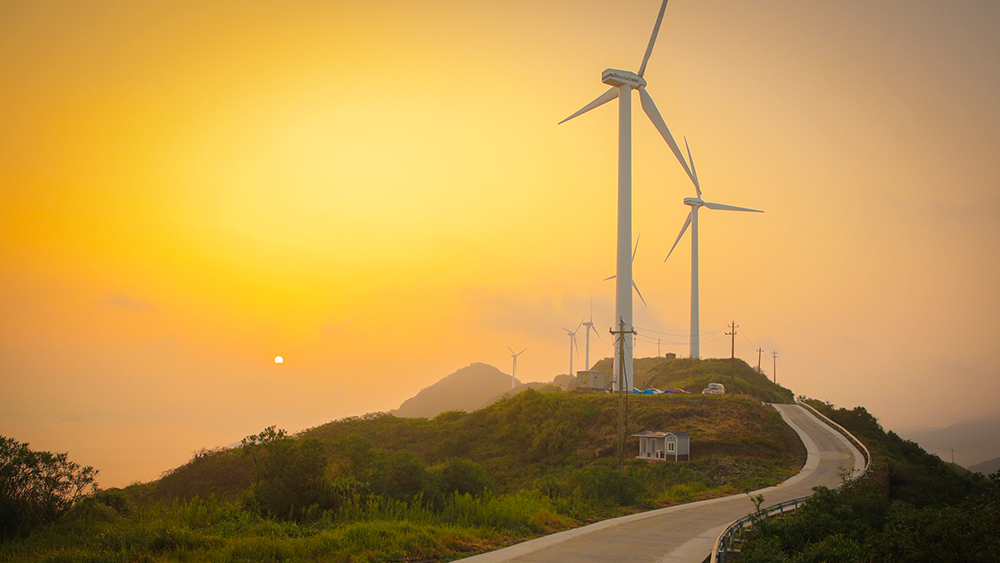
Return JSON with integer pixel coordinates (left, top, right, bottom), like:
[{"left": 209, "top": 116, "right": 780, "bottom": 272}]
[{"left": 701, "top": 382, "right": 726, "bottom": 395}]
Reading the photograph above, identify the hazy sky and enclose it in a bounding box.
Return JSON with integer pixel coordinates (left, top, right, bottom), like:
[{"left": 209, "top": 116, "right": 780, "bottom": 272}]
[{"left": 3, "top": 0, "right": 998, "bottom": 488}]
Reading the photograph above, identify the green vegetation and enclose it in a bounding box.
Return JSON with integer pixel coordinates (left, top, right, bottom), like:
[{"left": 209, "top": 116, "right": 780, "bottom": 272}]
[
  {"left": 1, "top": 368, "right": 805, "bottom": 562},
  {"left": 739, "top": 400, "right": 1000, "bottom": 562},
  {"left": 0, "top": 436, "right": 98, "bottom": 539}
]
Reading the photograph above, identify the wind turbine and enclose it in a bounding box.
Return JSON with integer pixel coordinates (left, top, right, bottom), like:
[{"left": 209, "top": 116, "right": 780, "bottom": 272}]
[
  {"left": 580, "top": 300, "right": 602, "bottom": 371},
  {"left": 560, "top": 0, "right": 696, "bottom": 391},
  {"left": 507, "top": 346, "right": 526, "bottom": 389},
  {"left": 604, "top": 234, "right": 649, "bottom": 309},
  {"left": 664, "top": 139, "right": 763, "bottom": 359},
  {"left": 563, "top": 321, "right": 582, "bottom": 377}
]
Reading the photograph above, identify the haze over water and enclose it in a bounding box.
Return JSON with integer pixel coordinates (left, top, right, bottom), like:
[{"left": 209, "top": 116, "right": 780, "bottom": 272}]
[{"left": 3, "top": 0, "right": 999, "bottom": 488}]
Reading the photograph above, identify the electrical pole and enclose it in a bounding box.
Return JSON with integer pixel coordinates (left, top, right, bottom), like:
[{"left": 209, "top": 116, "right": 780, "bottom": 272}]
[
  {"left": 756, "top": 347, "right": 764, "bottom": 374},
  {"left": 772, "top": 351, "right": 778, "bottom": 384},
  {"left": 611, "top": 318, "right": 636, "bottom": 471},
  {"left": 726, "top": 321, "right": 738, "bottom": 389}
]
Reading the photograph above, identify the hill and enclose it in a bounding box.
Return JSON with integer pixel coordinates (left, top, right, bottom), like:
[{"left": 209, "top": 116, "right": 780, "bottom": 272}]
[
  {"left": 895, "top": 414, "right": 1000, "bottom": 469},
  {"left": 969, "top": 455, "right": 1000, "bottom": 475},
  {"left": 590, "top": 356, "right": 795, "bottom": 404},
  {"left": 391, "top": 362, "right": 518, "bottom": 418},
  {"left": 138, "top": 390, "right": 805, "bottom": 503}
]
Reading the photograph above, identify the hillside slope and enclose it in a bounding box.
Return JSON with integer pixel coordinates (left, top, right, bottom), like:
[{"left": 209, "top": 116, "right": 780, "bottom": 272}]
[
  {"left": 391, "top": 362, "right": 517, "bottom": 418},
  {"left": 140, "top": 391, "right": 806, "bottom": 502},
  {"left": 591, "top": 356, "right": 795, "bottom": 404}
]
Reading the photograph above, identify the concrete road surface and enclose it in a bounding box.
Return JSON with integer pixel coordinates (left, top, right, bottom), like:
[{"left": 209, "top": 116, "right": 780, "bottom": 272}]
[{"left": 457, "top": 403, "right": 865, "bottom": 563}]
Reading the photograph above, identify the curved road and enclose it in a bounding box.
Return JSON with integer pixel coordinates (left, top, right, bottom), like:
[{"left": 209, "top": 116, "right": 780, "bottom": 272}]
[{"left": 458, "top": 404, "right": 864, "bottom": 563}]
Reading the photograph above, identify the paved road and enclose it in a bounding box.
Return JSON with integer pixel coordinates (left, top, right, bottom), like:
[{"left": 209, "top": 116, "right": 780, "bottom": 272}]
[{"left": 457, "top": 404, "right": 864, "bottom": 563}]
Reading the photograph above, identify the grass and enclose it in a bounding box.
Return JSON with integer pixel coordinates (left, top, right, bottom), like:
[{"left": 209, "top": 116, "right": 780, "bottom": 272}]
[{"left": 1, "top": 367, "right": 808, "bottom": 563}]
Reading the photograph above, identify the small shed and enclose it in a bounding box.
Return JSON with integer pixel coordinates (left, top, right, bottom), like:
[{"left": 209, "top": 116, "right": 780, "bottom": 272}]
[
  {"left": 577, "top": 370, "right": 605, "bottom": 390},
  {"left": 633, "top": 431, "right": 690, "bottom": 462}
]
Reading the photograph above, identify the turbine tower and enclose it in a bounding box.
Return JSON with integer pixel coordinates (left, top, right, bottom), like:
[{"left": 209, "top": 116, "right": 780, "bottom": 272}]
[
  {"left": 560, "top": 0, "right": 696, "bottom": 391},
  {"left": 564, "top": 322, "right": 582, "bottom": 377},
  {"left": 664, "top": 139, "right": 763, "bottom": 359},
  {"left": 580, "top": 301, "right": 602, "bottom": 371},
  {"left": 507, "top": 346, "right": 526, "bottom": 389}
]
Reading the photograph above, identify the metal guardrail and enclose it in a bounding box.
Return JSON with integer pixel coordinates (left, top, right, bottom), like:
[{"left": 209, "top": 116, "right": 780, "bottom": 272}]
[{"left": 708, "top": 400, "right": 871, "bottom": 563}]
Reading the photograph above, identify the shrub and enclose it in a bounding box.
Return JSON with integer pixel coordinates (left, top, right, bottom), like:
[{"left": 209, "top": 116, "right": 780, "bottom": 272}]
[{"left": 0, "top": 436, "right": 98, "bottom": 538}]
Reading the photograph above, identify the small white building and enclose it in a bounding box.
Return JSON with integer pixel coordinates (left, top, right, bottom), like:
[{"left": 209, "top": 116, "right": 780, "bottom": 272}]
[
  {"left": 577, "top": 370, "right": 605, "bottom": 390},
  {"left": 633, "top": 431, "right": 690, "bottom": 462}
]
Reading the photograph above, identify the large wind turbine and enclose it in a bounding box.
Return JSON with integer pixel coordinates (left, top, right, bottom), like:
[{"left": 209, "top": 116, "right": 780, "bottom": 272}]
[
  {"left": 664, "top": 139, "right": 763, "bottom": 359},
  {"left": 580, "top": 300, "right": 602, "bottom": 371},
  {"left": 560, "top": 0, "right": 696, "bottom": 391},
  {"left": 564, "top": 322, "right": 582, "bottom": 376},
  {"left": 507, "top": 346, "right": 526, "bottom": 389}
]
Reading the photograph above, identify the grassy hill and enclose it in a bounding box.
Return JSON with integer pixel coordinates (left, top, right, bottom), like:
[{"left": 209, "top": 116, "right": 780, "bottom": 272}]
[
  {"left": 590, "top": 356, "right": 795, "bottom": 404},
  {"left": 136, "top": 389, "right": 804, "bottom": 506}
]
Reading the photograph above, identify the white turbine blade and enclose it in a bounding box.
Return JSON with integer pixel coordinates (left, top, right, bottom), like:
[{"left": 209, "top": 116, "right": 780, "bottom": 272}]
[
  {"left": 638, "top": 87, "right": 697, "bottom": 187},
  {"left": 632, "top": 233, "right": 640, "bottom": 262},
  {"left": 633, "top": 280, "right": 648, "bottom": 308},
  {"left": 559, "top": 86, "right": 619, "bottom": 125},
  {"left": 604, "top": 274, "right": 616, "bottom": 281},
  {"left": 703, "top": 201, "right": 764, "bottom": 213},
  {"left": 638, "top": 0, "right": 670, "bottom": 77},
  {"left": 507, "top": 345, "right": 515, "bottom": 355},
  {"left": 684, "top": 137, "right": 702, "bottom": 198},
  {"left": 518, "top": 348, "right": 527, "bottom": 356},
  {"left": 664, "top": 211, "right": 692, "bottom": 262},
  {"left": 588, "top": 323, "right": 602, "bottom": 340}
]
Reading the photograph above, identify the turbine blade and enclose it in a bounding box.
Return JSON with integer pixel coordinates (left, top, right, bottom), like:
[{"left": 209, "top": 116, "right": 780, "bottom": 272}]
[
  {"left": 507, "top": 346, "right": 515, "bottom": 355},
  {"left": 632, "top": 233, "right": 640, "bottom": 262},
  {"left": 519, "top": 348, "right": 527, "bottom": 355},
  {"left": 604, "top": 274, "right": 616, "bottom": 281},
  {"left": 633, "top": 280, "right": 648, "bottom": 308},
  {"left": 684, "top": 137, "right": 702, "bottom": 198},
  {"left": 638, "top": 0, "right": 670, "bottom": 77},
  {"left": 559, "top": 87, "right": 619, "bottom": 125},
  {"left": 703, "top": 201, "right": 764, "bottom": 213},
  {"left": 664, "top": 211, "right": 692, "bottom": 262},
  {"left": 638, "top": 87, "right": 697, "bottom": 186},
  {"left": 589, "top": 324, "right": 603, "bottom": 340}
]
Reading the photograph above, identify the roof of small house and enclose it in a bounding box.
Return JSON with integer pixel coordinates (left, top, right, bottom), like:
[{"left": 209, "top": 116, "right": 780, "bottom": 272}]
[{"left": 632, "top": 431, "right": 690, "bottom": 439}]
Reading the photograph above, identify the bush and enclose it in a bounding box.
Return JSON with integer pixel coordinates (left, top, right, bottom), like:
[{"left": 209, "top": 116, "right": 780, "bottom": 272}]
[{"left": 0, "top": 436, "right": 98, "bottom": 538}]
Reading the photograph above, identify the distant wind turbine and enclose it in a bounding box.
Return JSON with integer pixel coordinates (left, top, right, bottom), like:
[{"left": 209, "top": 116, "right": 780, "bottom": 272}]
[
  {"left": 560, "top": 0, "right": 693, "bottom": 391},
  {"left": 563, "top": 321, "right": 583, "bottom": 377},
  {"left": 507, "top": 346, "right": 526, "bottom": 389},
  {"left": 580, "top": 300, "right": 602, "bottom": 372},
  {"left": 664, "top": 138, "right": 763, "bottom": 359}
]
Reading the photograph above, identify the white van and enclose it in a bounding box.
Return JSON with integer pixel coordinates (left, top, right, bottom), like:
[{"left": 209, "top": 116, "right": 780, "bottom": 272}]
[{"left": 702, "top": 382, "right": 726, "bottom": 395}]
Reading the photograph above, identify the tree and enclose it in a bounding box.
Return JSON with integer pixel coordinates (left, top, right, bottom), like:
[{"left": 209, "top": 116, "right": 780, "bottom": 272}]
[
  {"left": 0, "top": 436, "right": 98, "bottom": 538},
  {"left": 240, "top": 427, "right": 331, "bottom": 519}
]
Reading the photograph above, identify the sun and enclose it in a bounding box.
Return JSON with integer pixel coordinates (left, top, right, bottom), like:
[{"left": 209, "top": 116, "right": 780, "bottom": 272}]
[{"left": 274, "top": 356, "right": 283, "bottom": 364}]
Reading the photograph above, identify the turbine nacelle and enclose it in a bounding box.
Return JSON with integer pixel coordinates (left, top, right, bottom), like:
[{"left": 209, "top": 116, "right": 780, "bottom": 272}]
[
  {"left": 602, "top": 69, "right": 647, "bottom": 89},
  {"left": 683, "top": 197, "right": 704, "bottom": 208}
]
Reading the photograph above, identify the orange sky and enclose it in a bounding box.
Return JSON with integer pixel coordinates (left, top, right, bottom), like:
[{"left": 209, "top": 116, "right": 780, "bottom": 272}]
[{"left": 3, "top": 0, "right": 999, "bottom": 488}]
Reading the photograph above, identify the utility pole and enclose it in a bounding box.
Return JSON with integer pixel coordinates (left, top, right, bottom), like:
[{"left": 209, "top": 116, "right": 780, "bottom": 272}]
[
  {"left": 772, "top": 351, "right": 778, "bottom": 384},
  {"left": 756, "top": 347, "right": 764, "bottom": 374},
  {"left": 611, "top": 318, "right": 636, "bottom": 471},
  {"left": 657, "top": 338, "right": 661, "bottom": 357},
  {"left": 726, "top": 321, "right": 738, "bottom": 388}
]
